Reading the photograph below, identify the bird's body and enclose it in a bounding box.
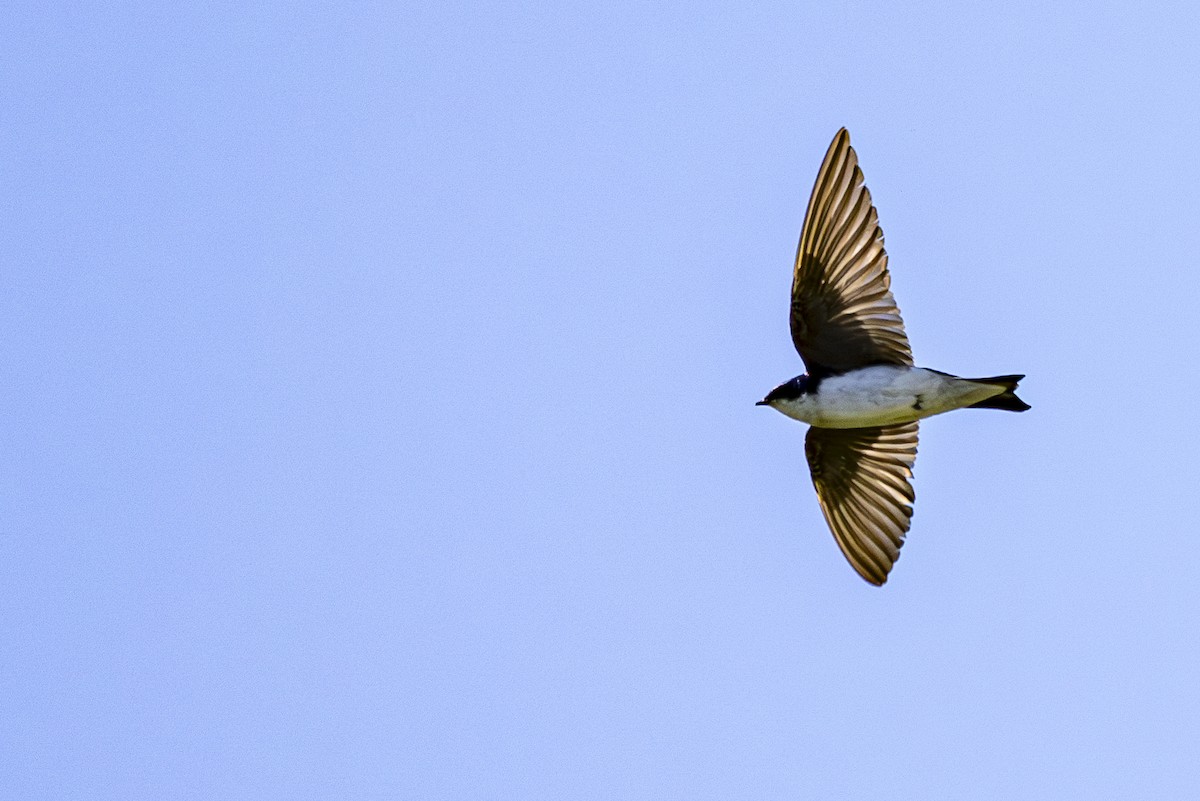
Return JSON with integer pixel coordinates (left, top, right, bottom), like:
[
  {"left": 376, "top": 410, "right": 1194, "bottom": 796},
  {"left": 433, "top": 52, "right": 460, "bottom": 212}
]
[
  {"left": 760, "top": 128, "right": 1028, "bottom": 585},
  {"left": 762, "top": 366, "right": 1018, "bottom": 428}
]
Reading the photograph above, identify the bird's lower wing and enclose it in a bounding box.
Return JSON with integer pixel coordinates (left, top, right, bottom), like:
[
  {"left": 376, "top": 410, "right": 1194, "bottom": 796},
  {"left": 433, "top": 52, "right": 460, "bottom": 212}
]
[{"left": 804, "top": 422, "right": 919, "bottom": 585}]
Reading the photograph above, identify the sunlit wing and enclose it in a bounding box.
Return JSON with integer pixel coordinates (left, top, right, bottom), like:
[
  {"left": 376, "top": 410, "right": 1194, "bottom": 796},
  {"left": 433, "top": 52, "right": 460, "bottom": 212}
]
[
  {"left": 791, "top": 129, "right": 913, "bottom": 373},
  {"left": 804, "top": 422, "right": 918, "bottom": 585}
]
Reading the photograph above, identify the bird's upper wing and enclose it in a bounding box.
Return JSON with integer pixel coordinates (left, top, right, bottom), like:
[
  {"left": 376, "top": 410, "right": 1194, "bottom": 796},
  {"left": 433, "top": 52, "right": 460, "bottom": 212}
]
[
  {"left": 804, "top": 422, "right": 918, "bottom": 586},
  {"left": 791, "top": 128, "right": 913, "bottom": 373}
]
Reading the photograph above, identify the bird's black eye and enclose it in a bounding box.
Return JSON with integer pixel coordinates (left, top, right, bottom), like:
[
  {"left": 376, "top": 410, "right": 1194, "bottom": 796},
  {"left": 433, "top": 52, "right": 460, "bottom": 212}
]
[{"left": 765, "top": 377, "right": 807, "bottom": 403}]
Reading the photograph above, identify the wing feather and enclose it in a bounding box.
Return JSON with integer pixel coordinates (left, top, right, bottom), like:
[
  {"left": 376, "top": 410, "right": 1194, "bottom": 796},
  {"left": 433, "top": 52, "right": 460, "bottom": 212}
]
[
  {"left": 790, "top": 129, "right": 913, "bottom": 373},
  {"left": 804, "top": 422, "right": 919, "bottom": 585}
]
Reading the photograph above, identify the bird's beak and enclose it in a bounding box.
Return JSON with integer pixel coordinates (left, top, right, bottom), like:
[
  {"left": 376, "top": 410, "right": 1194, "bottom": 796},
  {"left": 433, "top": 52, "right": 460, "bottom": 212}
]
[{"left": 755, "top": 399, "right": 769, "bottom": 406}]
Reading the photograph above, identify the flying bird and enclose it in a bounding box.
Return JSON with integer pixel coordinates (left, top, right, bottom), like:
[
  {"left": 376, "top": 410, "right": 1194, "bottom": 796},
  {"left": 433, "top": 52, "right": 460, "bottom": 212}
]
[{"left": 758, "top": 128, "right": 1029, "bottom": 586}]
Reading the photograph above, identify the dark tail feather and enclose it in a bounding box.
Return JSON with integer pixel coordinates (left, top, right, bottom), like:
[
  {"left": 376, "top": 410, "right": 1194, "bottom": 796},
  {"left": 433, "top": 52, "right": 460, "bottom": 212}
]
[
  {"left": 970, "top": 393, "right": 1031, "bottom": 412},
  {"left": 964, "top": 374, "right": 1031, "bottom": 412}
]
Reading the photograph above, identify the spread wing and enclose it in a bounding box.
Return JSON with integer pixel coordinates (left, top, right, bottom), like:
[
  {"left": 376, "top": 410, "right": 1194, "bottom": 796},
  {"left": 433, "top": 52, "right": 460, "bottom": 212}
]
[
  {"left": 791, "top": 128, "right": 913, "bottom": 373},
  {"left": 804, "top": 423, "right": 918, "bottom": 586}
]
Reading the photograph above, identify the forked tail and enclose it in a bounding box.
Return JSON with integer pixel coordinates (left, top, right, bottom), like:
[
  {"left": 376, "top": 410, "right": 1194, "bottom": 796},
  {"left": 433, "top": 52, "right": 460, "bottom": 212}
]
[{"left": 964, "top": 374, "right": 1030, "bottom": 412}]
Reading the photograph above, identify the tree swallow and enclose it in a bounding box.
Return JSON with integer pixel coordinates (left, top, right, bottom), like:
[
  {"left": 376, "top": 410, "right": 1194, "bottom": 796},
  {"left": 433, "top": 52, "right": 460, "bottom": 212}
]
[{"left": 759, "top": 128, "right": 1029, "bottom": 586}]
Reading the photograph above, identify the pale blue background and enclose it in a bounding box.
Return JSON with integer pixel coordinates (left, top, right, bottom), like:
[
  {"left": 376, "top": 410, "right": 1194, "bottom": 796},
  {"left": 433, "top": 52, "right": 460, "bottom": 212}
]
[{"left": 4, "top": 2, "right": 1199, "bottom": 798}]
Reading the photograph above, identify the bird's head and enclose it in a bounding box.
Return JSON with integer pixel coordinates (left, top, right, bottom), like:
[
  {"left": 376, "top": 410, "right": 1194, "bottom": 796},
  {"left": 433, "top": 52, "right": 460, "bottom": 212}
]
[{"left": 756, "top": 374, "right": 813, "bottom": 407}]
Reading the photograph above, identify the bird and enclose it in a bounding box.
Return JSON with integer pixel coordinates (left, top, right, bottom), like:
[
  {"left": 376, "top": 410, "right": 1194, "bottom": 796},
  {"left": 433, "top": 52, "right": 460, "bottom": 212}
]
[{"left": 758, "top": 128, "right": 1029, "bottom": 586}]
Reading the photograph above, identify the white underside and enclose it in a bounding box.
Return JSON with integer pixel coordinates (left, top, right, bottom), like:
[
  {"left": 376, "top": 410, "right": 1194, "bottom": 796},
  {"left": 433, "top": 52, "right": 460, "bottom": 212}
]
[{"left": 770, "top": 366, "right": 1004, "bottom": 428}]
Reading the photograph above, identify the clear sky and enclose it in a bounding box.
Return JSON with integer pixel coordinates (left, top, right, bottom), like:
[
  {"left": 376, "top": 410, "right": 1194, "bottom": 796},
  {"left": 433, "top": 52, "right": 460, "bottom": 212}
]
[{"left": 4, "top": 2, "right": 1199, "bottom": 798}]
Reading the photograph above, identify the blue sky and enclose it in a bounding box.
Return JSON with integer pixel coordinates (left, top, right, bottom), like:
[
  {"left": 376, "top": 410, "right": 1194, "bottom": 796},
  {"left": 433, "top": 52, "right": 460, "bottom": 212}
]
[{"left": 4, "top": 2, "right": 1199, "bottom": 798}]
